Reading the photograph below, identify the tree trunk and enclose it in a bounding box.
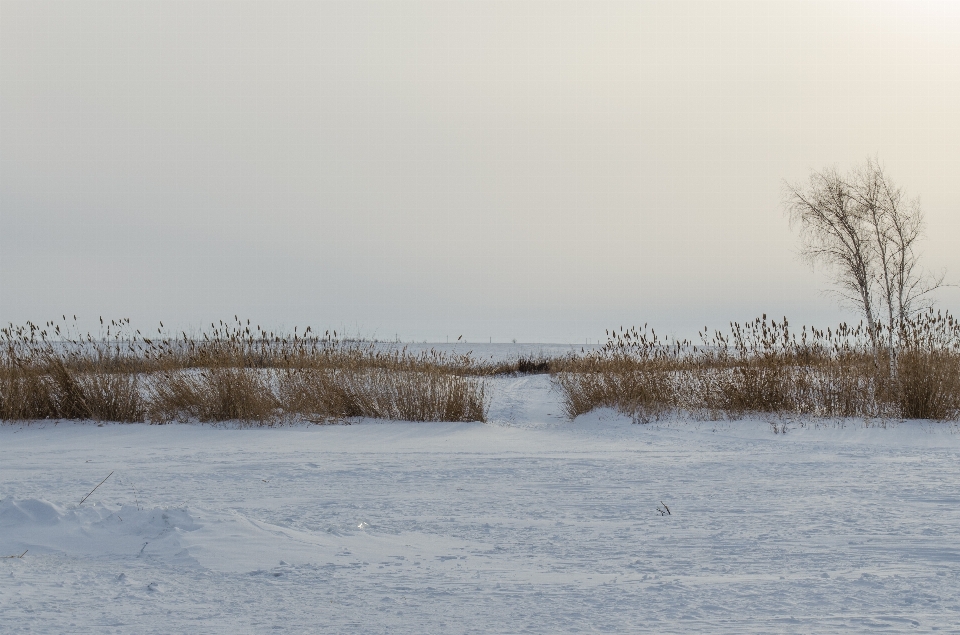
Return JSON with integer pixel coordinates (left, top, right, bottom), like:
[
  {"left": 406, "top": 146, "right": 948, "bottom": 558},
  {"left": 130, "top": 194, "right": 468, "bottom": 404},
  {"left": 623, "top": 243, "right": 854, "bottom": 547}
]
[{"left": 860, "top": 286, "right": 880, "bottom": 369}]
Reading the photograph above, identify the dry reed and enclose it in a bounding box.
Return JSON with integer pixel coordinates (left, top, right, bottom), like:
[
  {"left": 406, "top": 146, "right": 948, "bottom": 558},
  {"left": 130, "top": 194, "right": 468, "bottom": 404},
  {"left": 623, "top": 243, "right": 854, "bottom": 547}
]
[
  {"left": 1, "top": 317, "right": 487, "bottom": 424},
  {"left": 555, "top": 311, "right": 960, "bottom": 422},
  {"left": 4, "top": 312, "right": 957, "bottom": 426}
]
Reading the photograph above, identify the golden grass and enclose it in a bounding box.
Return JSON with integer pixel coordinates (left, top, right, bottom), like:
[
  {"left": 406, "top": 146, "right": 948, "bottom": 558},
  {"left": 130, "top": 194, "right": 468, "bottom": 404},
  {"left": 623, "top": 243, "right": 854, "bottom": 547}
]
[
  {"left": 148, "top": 368, "right": 278, "bottom": 423},
  {"left": 555, "top": 311, "right": 960, "bottom": 422},
  {"left": 278, "top": 368, "right": 485, "bottom": 422},
  {"left": 1, "top": 318, "right": 487, "bottom": 424},
  {"left": 3, "top": 312, "right": 957, "bottom": 425}
]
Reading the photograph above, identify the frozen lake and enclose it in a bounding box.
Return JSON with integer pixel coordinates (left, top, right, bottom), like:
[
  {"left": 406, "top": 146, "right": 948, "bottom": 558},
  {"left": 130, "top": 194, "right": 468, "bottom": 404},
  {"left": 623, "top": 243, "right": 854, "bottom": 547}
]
[
  {"left": 369, "top": 341, "right": 602, "bottom": 362},
  {"left": 3, "top": 375, "right": 960, "bottom": 633}
]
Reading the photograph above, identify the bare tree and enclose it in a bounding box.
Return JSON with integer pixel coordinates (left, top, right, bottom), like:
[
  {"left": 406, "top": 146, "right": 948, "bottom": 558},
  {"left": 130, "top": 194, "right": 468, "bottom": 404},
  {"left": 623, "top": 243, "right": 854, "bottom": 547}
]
[
  {"left": 783, "top": 167, "right": 879, "bottom": 349},
  {"left": 784, "top": 159, "right": 944, "bottom": 371},
  {"left": 851, "top": 160, "right": 944, "bottom": 375},
  {"left": 871, "top": 163, "right": 942, "bottom": 321}
]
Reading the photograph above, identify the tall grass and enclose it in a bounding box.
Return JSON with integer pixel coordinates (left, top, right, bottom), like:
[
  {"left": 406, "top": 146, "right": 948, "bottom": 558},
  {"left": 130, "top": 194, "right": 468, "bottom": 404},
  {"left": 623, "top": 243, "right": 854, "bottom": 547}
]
[
  {"left": 1, "top": 317, "right": 487, "bottom": 424},
  {"left": 278, "top": 368, "right": 485, "bottom": 422},
  {"left": 5, "top": 312, "right": 958, "bottom": 425},
  {"left": 555, "top": 311, "right": 960, "bottom": 422},
  {"left": 0, "top": 321, "right": 146, "bottom": 422}
]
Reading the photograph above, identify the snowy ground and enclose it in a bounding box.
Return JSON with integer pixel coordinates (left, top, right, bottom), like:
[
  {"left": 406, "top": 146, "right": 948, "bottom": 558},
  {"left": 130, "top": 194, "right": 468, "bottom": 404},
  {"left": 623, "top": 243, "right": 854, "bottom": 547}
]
[{"left": 3, "top": 374, "right": 960, "bottom": 633}]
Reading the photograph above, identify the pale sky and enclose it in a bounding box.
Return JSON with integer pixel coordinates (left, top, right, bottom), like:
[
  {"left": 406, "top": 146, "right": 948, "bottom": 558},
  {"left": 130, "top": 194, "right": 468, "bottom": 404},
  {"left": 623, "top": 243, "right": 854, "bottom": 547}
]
[{"left": 2, "top": 1, "right": 959, "bottom": 342}]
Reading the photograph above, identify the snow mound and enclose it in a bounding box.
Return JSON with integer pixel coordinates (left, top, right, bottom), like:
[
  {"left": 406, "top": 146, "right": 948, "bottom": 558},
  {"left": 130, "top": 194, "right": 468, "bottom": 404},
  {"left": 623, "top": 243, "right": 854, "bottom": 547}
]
[
  {"left": 0, "top": 498, "right": 64, "bottom": 526},
  {"left": 0, "top": 498, "right": 203, "bottom": 565},
  {"left": 0, "top": 497, "right": 472, "bottom": 574}
]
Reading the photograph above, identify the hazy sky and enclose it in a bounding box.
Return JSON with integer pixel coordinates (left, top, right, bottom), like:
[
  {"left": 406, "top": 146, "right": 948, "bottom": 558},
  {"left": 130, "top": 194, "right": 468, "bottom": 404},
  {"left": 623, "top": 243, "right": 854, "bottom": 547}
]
[{"left": 2, "top": 1, "right": 959, "bottom": 342}]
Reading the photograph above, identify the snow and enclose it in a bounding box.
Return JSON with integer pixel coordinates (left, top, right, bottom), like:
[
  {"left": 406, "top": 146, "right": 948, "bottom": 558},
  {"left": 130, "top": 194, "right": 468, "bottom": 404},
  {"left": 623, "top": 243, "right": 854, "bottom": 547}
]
[{"left": 3, "top": 374, "right": 960, "bottom": 633}]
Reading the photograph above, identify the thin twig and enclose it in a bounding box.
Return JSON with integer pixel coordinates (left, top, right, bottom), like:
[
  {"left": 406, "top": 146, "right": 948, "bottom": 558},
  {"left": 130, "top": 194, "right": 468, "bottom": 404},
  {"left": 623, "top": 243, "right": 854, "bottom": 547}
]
[
  {"left": 2, "top": 550, "right": 28, "bottom": 559},
  {"left": 79, "top": 470, "right": 114, "bottom": 506}
]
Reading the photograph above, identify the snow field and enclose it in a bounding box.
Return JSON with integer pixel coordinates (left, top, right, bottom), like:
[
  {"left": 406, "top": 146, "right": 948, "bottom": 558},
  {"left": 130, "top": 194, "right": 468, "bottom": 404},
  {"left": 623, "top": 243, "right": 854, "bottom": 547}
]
[{"left": 2, "top": 375, "right": 960, "bottom": 633}]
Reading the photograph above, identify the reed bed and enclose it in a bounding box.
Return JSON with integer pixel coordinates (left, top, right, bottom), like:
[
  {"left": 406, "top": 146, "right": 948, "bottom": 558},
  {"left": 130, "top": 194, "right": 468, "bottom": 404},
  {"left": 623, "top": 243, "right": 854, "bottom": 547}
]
[
  {"left": 1, "top": 317, "right": 488, "bottom": 424},
  {"left": 555, "top": 311, "right": 960, "bottom": 423},
  {"left": 6, "top": 312, "right": 958, "bottom": 425}
]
